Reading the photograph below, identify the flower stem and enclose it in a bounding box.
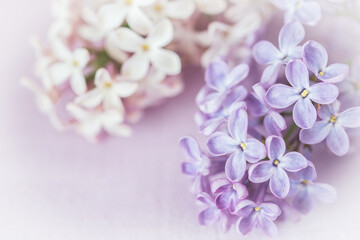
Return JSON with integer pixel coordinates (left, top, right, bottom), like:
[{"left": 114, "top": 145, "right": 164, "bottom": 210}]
[{"left": 284, "top": 122, "right": 297, "bottom": 142}]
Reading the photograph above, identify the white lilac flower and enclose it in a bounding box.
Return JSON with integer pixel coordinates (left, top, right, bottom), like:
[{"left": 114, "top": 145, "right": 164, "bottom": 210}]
[
  {"left": 192, "top": 0, "right": 227, "bottom": 15},
  {"left": 145, "top": 0, "right": 195, "bottom": 22}
]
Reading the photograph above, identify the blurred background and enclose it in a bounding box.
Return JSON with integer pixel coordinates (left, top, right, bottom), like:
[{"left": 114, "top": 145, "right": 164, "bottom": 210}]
[{"left": 0, "top": 0, "right": 360, "bottom": 239}]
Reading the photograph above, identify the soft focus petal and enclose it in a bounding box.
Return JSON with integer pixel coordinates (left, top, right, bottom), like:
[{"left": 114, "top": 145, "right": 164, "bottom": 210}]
[
  {"left": 225, "top": 151, "right": 246, "bottom": 182},
  {"left": 70, "top": 70, "right": 87, "bottom": 95},
  {"left": 248, "top": 161, "right": 274, "bottom": 183},
  {"left": 98, "top": 3, "right": 126, "bottom": 30},
  {"left": 295, "top": 162, "right": 317, "bottom": 181},
  {"left": 292, "top": 188, "right": 315, "bottom": 214},
  {"left": 279, "top": 22, "right": 305, "bottom": 55},
  {"left": 320, "top": 63, "right": 349, "bottom": 83},
  {"left": 127, "top": 7, "right": 153, "bottom": 35},
  {"left": 225, "top": 63, "right": 249, "bottom": 89},
  {"left": 280, "top": 152, "right": 308, "bottom": 172},
  {"left": 166, "top": 0, "right": 195, "bottom": 19},
  {"left": 285, "top": 60, "right": 309, "bottom": 90},
  {"left": 195, "top": 0, "right": 227, "bottom": 15},
  {"left": 339, "top": 107, "right": 360, "bottom": 128},
  {"left": 266, "top": 135, "right": 286, "bottom": 161},
  {"left": 303, "top": 40, "right": 328, "bottom": 75},
  {"left": 293, "top": 98, "right": 317, "bottom": 129},
  {"left": 207, "top": 132, "right": 237, "bottom": 155},
  {"left": 49, "top": 63, "right": 71, "bottom": 85},
  {"left": 318, "top": 100, "right": 340, "bottom": 120},
  {"left": 205, "top": 59, "right": 228, "bottom": 91},
  {"left": 228, "top": 108, "right": 248, "bottom": 142},
  {"left": 121, "top": 53, "right": 150, "bottom": 79},
  {"left": 311, "top": 183, "right": 337, "bottom": 203},
  {"left": 199, "top": 91, "right": 225, "bottom": 114},
  {"left": 150, "top": 48, "right": 181, "bottom": 75},
  {"left": 269, "top": 167, "right": 290, "bottom": 198},
  {"left": 75, "top": 88, "right": 103, "bottom": 108},
  {"left": 199, "top": 207, "right": 220, "bottom": 225},
  {"left": 299, "top": 121, "right": 332, "bottom": 144},
  {"left": 309, "top": 83, "right": 339, "bottom": 104},
  {"left": 295, "top": 1, "right": 321, "bottom": 26},
  {"left": 260, "top": 203, "right": 281, "bottom": 220},
  {"left": 260, "top": 63, "right": 282, "bottom": 87},
  {"left": 237, "top": 212, "right": 257, "bottom": 235},
  {"left": 326, "top": 125, "right": 349, "bottom": 156},
  {"left": 114, "top": 28, "right": 143, "bottom": 52},
  {"left": 265, "top": 84, "right": 299, "bottom": 109},
  {"left": 258, "top": 216, "right": 278, "bottom": 237},
  {"left": 179, "top": 136, "right": 202, "bottom": 161},
  {"left": 244, "top": 138, "right": 266, "bottom": 163},
  {"left": 181, "top": 162, "right": 198, "bottom": 176},
  {"left": 147, "top": 19, "right": 173, "bottom": 47},
  {"left": 253, "top": 41, "right": 281, "bottom": 64}
]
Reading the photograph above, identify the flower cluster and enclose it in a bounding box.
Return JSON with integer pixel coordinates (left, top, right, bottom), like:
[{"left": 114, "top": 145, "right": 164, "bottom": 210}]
[
  {"left": 22, "top": 0, "right": 274, "bottom": 140},
  {"left": 180, "top": 18, "right": 360, "bottom": 237}
]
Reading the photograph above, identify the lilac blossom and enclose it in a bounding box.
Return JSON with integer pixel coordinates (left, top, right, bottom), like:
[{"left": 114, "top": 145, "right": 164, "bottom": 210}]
[
  {"left": 246, "top": 83, "right": 287, "bottom": 136},
  {"left": 252, "top": 21, "right": 305, "bottom": 86},
  {"left": 211, "top": 178, "right": 248, "bottom": 211},
  {"left": 289, "top": 162, "right": 337, "bottom": 214},
  {"left": 265, "top": 60, "right": 339, "bottom": 129},
  {"left": 233, "top": 200, "right": 281, "bottom": 237},
  {"left": 207, "top": 108, "right": 266, "bottom": 182},
  {"left": 270, "top": 0, "right": 322, "bottom": 26},
  {"left": 198, "top": 59, "right": 249, "bottom": 114},
  {"left": 300, "top": 100, "right": 360, "bottom": 156},
  {"left": 249, "top": 136, "right": 308, "bottom": 198},
  {"left": 303, "top": 40, "right": 350, "bottom": 83}
]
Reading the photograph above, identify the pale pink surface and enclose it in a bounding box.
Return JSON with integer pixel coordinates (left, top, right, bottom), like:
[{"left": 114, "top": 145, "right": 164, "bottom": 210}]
[{"left": 0, "top": 1, "right": 360, "bottom": 239}]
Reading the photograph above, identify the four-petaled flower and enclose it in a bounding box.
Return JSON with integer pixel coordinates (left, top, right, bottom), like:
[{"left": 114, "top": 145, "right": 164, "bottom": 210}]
[
  {"left": 303, "top": 40, "right": 349, "bottom": 83},
  {"left": 265, "top": 60, "right": 339, "bottom": 129},
  {"left": 233, "top": 200, "right": 281, "bottom": 237},
  {"left": 211, "top": 178, "right": 248, "bottom": 211},
  {"left": 289, "top": 162, "right": 337, "bottom": 213},
  {"left": 252, "top": 21, "right": 305, "bottom": 86},
  {"left": 300, "top": 100, "right": 360, "bottom": 156},
  {"left": 249, "top": 135, "right": 308, "bottom": 198},
  {"left": 207, "top": 108, "right": 266, "bottom": 182}
]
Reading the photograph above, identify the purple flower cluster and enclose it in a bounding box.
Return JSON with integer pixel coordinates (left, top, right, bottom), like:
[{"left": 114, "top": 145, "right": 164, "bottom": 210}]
[{"left": 180, "top": 21, "right": 359, "bottom": 237}]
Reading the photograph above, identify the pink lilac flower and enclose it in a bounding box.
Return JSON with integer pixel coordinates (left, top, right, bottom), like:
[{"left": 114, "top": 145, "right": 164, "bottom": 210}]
[
  {"left": 252, "top": 21, "right": 305, "bottom": 86},
  {"left": 249, "top": 136, "right": 308, "bottom": 198},
  {"left": 303, "top": 40, "right": 350, "bottom": 83},
  {"left": 233, "top": 200, "right": 281, "bottom": 237},
  {"left": 289, "top": 162, "right": 337, "bottom": 214},
  {"left": 265, "top": 60, "right": 339, "bottom": 129},
  {"left": 300, "top": 100, "right": 360, "bottom": 156},
  {"left": 207, "top": 108, "right": 266, "bottom": 182}
]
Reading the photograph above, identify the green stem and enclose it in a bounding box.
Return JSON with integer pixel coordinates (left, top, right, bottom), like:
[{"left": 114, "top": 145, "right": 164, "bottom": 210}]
[{"left": 284, "top": 122, "right": 297, "bottom": 142}]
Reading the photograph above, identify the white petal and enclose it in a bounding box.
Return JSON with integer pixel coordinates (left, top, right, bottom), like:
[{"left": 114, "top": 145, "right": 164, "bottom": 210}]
[
  {"left": 127, "top": 7, "right": 153, "bottom": 35},
  {"left": 70, "top": 70, "right": 87, "bottom": 95},
  {"left": 147, "top": 19, "right": 174, "bottom": 48},
  {"left": 135, "top": 0, "right": 156, "bottom": 7},
  {"left": 98, "top": 3, "right": 127, "bottom": 30},
  {"left": 105, "top": 123, "right": 132, "bottom": 137},
  {"left": 114, "top": 28, "right": 144, "bottom": 52},
  {"left": 73, "top": 48, "right": 90, "bottom": 68},
  {"left": 112, "top": 82, "right": 139, "bottom": 97},
  {"left": 121, "top": 53, "right": 150, "bottom": 80},
  {"left": 75, "top": 88, "right": 104, "bottom": 108},
  {"left": 195, "top": 0, "right": 227, "bottom": 15},
  {"left": 49, "top": 62, "right": 72, "bottom": 85},
  {"left": 94, "top": 68, "right": 112, "bottom": 86},
  {"left": 165, "top": 0, "right": 195, "bottom": 19},
  {"left": 150, "top": 49, "right": 181, "bottom": 75}
]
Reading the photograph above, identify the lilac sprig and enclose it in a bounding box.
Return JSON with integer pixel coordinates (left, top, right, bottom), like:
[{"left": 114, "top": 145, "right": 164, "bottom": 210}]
[{"left": 179, "top": 20, "right": 358, "bottom": 237}]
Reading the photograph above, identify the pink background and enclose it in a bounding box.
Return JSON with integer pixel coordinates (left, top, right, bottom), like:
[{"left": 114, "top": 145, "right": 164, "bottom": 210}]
[{"left": 1, "top": 1, "right": 360, "bottom": 239}]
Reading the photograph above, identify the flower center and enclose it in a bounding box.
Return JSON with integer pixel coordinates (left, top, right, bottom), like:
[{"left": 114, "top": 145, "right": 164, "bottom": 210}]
[
  {"left": 142, "top": 44, "right": 150, "bottom": 52},
  {"left": 300, "top": 89, "right": 310, "bottom": 98},
  {"left": 73, "top": 60, "right": 79, "bottom": 67},
  {"left": 232, "top": 184, "right": 236, "bottom": 190},
  {"left": 154, "top": 4, "right": 163, "bottom": 11},
  {"left": 125, "top": 0, "right": 133, "bottom": 5},
  {"left": 273, "top": 159, "right": 280, "bottom": 166},
  {"left": 240, "top": 142, "right": 247, "bottom": 151},
  {"left": 318, "top": 71, "right": 325, "bottom": 76},
  {"left": 302, "top": 180, "right": 310, "bottom": 185},
  {"left": 330, "top": 115, "right": 337, "bottom": 123},
  {"left": 104, "top": 82, "right": 112, "bottom": 88},
  {"left": 254, "top": 206, "right": 261, "bottom": 212}
]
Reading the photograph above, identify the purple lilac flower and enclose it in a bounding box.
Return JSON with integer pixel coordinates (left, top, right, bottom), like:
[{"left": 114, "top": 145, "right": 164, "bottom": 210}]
[
  {"left": 246, "top": 83, "right": 287, "bottom": 136},
  {"left": 207, "top": 108, "right": 266, "bottom": 182},
  {"left": 300, "top": 100, "right": 360, "bottom": 156},
  {"left": 303, "top": 40, "right": 350, "bottom": 83},
  {"left": 211, "top": 178, "right": 248, "bottom": 211},
  {"left": 249, "top": 136, "right": 308, "bottom": 198},
  {"left": 270, "top": 0, "right": 321, "bottom": 26},
  {"left": 198, "top": 59, "right": 249, "bottom": 114},
  {"left": 233, "top": 200, "right": 281, "bottom": 237},
  {"left": 252, "top": 21, "right": 305, "bottom": 86},
  {"left": 265, "top": 60, "right": 339, "bottom": 129},
  {"left": 289, "top": 162, "right": 337, "bottom": 214}
]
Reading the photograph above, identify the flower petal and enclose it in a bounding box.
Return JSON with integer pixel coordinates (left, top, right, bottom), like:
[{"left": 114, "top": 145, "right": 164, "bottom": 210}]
[
  {"left": 258, "top": 215, "right": 278, "bottom": 237},
  {"left": 207, "top": 132, "right": 237, "bottom": 155},
  {"left": 179, "top": 136, "right": 202, "bottom": 161},
  {"left": 121, "top": 53, "right": 150, "bottom": 79},
  {"left": 98, "top": 3, "right": 126, "bottom": 30},
  {"left": 326, "top": 125, "right": 349, "bottom": 156},
  {"left": 244, "top": 138, "right": 266, "bottom": 163},
  {"left": 303, "top": 40, "right": 328, "bottom": 75},
  {"left": 266, "top": 135, "right": 286, "bottom": 161},
  {"left": 299, "top": 121, "right": 332, "bottom": 144},
  {"left": 199, "top": 207, "right": 220, "bottom": 225},
  {"left": 279, "top": 21, "right": 305, "bottom": 55},
  {"left": 205, "top": 59, "right": 228, "bottom": 91},
  {"left": 248, "top": 161, "right": 274, "bottom": 183},
  {"left": 70, "top": 70, "right": 87, "bottom": 95},
  {"left": 292, "top": 188, "right": 315, "bottom": 214},
  {"left": 252, "top": 41, "right": 281, "bottom": 64},
  {"left": 265, "top": 84, "right": 299, "bottom": 109},
  {"left": 237, "top": 212, "right": 257, "bottom": 235},
  {"left": 49, "top": 63, "right": 72, "bottom": 85},
  {"left": 127, "top": 7, "right": 153, "bottom": 35},
  {"left": 338, "top": 107, "right": 360, "bottom": 128},
  {"left": 295, "top": 1, "right": 321, "bottom": 26},
  {"left": 181, "top": 162, "right": 198, "bottom": 176},
  {"left": 285, "top": 60, "right": 309, "bottom": 90},
  {"left": 311, "top": 183, "right": 337, "bottom": 203},
  {"left": 260, "top": 203, "right": 281, "bottom": 220},
  {"left": 211, "top": 178, "right": 231, "bottom": 194},
  {"left": 225, "top": 63, "right": 249, "bottom": 89},
  {"left": 269, "top": 167, "right": 290, "bottom": 198},
  {"left": 225, "top": 151, "right": 246, "bottom": 182},
  {"left": 318, "top": 100, "right": 340, "bottom": 120},
  {"left": 147, "top": 19, "right": 173, "bottom": 47},
  {"left": 114, "top": 27, "right": 143, "bottom": 52},
  {"left": 280, "top": 152, "right": 308, "bottom": 172},
  {"left": 75, "top": 88, "right": 104, "bottom": 108},
  {"left": 293, "top": 97, "right": 317, "bottom": 129},
  {"left": 320, "top": 63, "right": 349, "bottom": 83},
  {"left": 309, "top": 83, "right": 339, "bottom": 104},
  {"left": 150, "top": 48, "right": 181, "bottom": 75},
  {"left": 166, "top": 0, "right": 195, "bottom": 19},
  {"left": 228, "top": 108, "right": 248, "bottom": 142},
  {"left": 215, "top": 190, "right": 234, "bottom": 210},
  {"left": 260, "top": 63, "right": 282, "bottom": 88}
]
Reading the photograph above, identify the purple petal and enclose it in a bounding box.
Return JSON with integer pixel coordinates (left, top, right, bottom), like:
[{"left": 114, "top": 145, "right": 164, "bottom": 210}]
[
  {"left": 326, "top": 125, "right": 349, "bottom": 156},
  {"left": 292, "top": 188, "right": 315, "bottom": 214},
  {"left": 295, "top": 1, "right": 321, "bottom": 26},
  {"left": 246, "top": 93, "right": 267, "bottom": 117},
  {"left": 280, "top": 152, "right": 308, "bottom": 172},
  {"left": 318, "top": 100, "right": 340, "bottom": 120},
  {"left": 225, "top": 151, "right": 246, "bottom": 182},
  {"left": 265, "top": 84, "right": 299, "bottom": 109},
  {"left": 215, "top": 190, "right": 235, "bottom": 210},
  {"left": 179, "top": 136, "right": 202, "bottom": 161},
  {"left": 205, "top": 59, "right": 228, "bottom": 91},
  {"left": 260, "top": 63, "right": 282, "bottom": 87},
  {"left": 197, "top": 192, "right": 214, "bottom": 206},
  {"left": 233, "top": 183, "right": 249, "bottom": 200},
  {"left": 253, "top": 41, "right": 281, "bottom": 64},
  {"left": 339, "top": 107, "right": 360, "bottom": 128},
  {"left": 260, "top": 203, "right": 281, "bottom": 220},
  {"left": 228, "top": 108, "right": 248, "bottom": 142},
  {"left": 233, "top": 200, "right": 256, "bottom": 216},
  {"left": 285, "top": 60, "right": 309, "bottom": 90},
  {"left": 181, "top": 162, "right": 198, "bottom": 176},
  {"left": 299, "top": 121, "right": 332, "bottom": 144},
  {"left": 264, "top": 114, "right": 282, "bottom": 136},
  {"left": 248, "top": 161, "right": 274, "bottom": 183},
  {"left": 244, "top": 138, "right": 266, "bottom": 163},
  {"left": 199, "top": 91, "right": 225, "bottom": 113},
  {"left": 211, "top": 178, "right": 231, "bottom": 194},
  {"left": 279, "top": 22, "right": 305, "bottom": 55},
  {"left": 267, "top": 111, "right": 287, "bottom": 132},
  {"left": 207, "top": 132, "right": 237, "bottom": 156},
  {"left": 311, "top": 183, "right": 337, "bottom": 203},
  {"left": 293, "top": 98, "right": 317, "bottom": 129},
  {"left": 199, "top": 207, "right": 220, "bottom": 225},
  {"left": 225, "top": 63, "right": 249, "bottom": 89},
  {"left": 266, "top": 135, "right": 286, "bottom": 161},
  {"left": 269, "top": 167, "right": 290, "bottom": 198},
  {"left": 295, "top": 162, "right": 317, "bottom": 181},
  {"left": 320, "top": 63, "right": 349, "bottom": 83},
  {"left": 258, "top": 215, "right": 278, "bottom": 237},
  {"left": 237, "top": 212, "right": 257, "bottom": 235},
  {"left": 308, "top": 83, "right": 339, "bottom": 104},
  {"left": 303, "top": 40, "right": 328, "bottom": 75},
  {"left": 200, "top": 117, "right": 224, "bottom": 136}
]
